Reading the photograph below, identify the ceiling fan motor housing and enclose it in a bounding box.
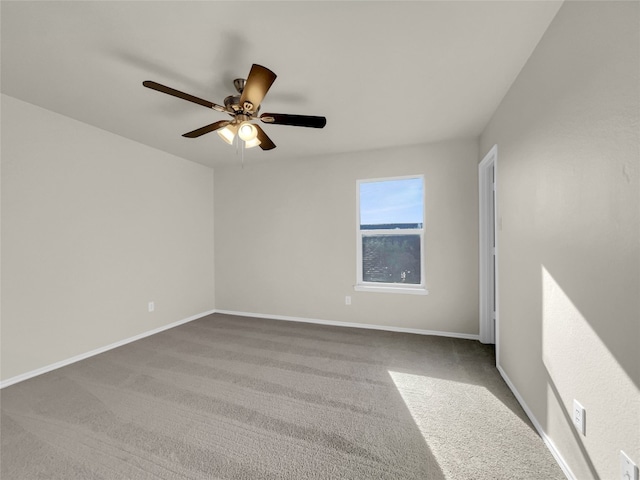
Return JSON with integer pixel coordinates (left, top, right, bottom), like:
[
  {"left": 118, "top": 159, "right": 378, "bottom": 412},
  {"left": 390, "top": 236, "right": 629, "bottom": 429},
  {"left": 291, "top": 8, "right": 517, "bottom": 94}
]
[{"left": 224, "top": 95, "right": 242, "bottom": 112}]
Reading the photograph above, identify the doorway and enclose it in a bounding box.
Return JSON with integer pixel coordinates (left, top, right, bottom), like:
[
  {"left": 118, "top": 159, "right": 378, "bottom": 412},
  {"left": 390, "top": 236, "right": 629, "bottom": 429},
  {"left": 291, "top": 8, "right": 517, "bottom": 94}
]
[{"left": 479, "top": 145, "right": 498, "bottom": 347}]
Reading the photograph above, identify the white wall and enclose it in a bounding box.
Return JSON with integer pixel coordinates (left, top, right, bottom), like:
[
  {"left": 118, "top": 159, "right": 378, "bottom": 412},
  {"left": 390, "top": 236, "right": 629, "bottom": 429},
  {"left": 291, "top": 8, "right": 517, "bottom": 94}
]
[
  {"left": 1, "top": 95, "right": 215, "bottom": 382},
  {"left": 214, "top": 139, "right": 479, "bottom": 335},
  {"left": 480, "top": 2, "right": 639, "bottom": 479}
]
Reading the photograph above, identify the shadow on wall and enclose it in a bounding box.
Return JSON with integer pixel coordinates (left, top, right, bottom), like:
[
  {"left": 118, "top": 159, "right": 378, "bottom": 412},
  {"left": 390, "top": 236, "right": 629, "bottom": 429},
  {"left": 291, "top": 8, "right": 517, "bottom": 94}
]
[
  {"left": 541, "top": 257, "right": 639, "bottom": 391},
  {"left": 541, "top": 265, "right": 638, "bottom": 477},
  {"left": 544, "top": 372, "right": 599, "bottom": 478},
  {"left": 541, "top": 262, "right": 638, "bottom": 392}
]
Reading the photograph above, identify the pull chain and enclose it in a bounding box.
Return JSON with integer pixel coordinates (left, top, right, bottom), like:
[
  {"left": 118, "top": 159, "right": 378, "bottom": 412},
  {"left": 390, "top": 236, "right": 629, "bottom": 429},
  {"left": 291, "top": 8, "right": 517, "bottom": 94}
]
[{"left": 231, "top": 135, "right": 245, "bottom": 169}]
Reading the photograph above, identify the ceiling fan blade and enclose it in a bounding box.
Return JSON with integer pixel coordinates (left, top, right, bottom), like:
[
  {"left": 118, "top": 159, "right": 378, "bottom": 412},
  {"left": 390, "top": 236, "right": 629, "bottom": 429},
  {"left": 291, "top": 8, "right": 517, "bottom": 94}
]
[
  {"left": 143, "top": 81, "right": 225, "bottom": 112},
  {"left": 260, "top": 113, "right": 326, "bottom": 129},
  {"left": 182, "top": 120, "right": 230, "bottom": 138},
  {"left": 255, "top": 124, "right": 276, "bottom": 150},
  {"left": 239, "top": 64, "right": 277, "bottom": 110}
]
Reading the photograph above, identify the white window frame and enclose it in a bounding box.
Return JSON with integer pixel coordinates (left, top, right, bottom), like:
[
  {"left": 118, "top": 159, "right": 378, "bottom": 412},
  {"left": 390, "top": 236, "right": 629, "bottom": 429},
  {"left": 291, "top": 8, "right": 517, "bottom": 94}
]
[{"left": 355, "top": 175, "right": 428, "bottom": 295}]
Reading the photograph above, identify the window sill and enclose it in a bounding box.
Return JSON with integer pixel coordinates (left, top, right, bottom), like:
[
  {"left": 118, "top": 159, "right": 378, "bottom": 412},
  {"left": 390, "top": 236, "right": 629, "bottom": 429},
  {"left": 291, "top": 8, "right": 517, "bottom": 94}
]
[{"left": 354, "top": 285, "right": 429, "bottom": 295}]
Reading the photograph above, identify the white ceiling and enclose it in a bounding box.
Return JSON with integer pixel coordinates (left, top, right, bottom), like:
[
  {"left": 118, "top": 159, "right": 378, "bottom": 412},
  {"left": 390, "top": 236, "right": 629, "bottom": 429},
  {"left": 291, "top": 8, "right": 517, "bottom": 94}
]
[{"left": 1, "top": 1, "right": 562, "bottom": 168}]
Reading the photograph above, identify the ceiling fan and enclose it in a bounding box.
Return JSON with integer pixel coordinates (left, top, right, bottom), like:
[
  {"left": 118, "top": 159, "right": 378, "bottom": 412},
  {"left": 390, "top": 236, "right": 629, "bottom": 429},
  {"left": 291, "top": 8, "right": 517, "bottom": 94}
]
[{"left": 143, "top": 64, "right": 326, "bottom": 151}]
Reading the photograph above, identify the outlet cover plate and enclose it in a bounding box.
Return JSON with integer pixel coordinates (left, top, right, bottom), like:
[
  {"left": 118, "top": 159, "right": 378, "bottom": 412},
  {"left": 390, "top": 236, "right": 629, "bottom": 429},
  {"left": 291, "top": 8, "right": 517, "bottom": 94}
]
[
  {"left": 573, "top": 399, "right": 585, "bottom": 435},
  {"left": 621, "top": 451, "right": 638, "bottom": 480}
]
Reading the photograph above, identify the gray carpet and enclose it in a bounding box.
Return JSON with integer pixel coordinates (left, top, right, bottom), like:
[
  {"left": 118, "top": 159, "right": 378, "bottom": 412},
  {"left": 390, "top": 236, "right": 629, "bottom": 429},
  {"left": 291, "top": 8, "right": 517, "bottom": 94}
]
[{"left": 1, "top": 313, "right": 564, "bottom": 479}]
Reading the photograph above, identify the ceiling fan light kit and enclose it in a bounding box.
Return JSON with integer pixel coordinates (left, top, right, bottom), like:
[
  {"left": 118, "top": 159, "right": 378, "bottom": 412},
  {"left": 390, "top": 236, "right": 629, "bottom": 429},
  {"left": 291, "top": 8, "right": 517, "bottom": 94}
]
[
  {"left": 244, "top": 137, "right": 262, "bottom": 149},
  {"left": 238, "top": 122, "right": 258, "bottom": 142},
  {"left": 217, "top": 124, "right": 238, "bottom": 145},
  {"left": 143, "top": 64, "right": 326, "bottom": 154}
]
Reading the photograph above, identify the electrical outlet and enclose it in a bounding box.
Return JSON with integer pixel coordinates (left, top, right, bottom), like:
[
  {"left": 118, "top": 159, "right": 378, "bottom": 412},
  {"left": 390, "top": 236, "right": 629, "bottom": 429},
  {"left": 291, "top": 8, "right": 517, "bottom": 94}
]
[
  {"left": 573, "top": 400, "right": 585, "bottom": 435},
  {"left": 148, "top": 301, "right": 155, "bottom": 312},
  {"left": 345, "top": 296, "right": 351, "bottom": 306},
  {"left": 621, "top": 451, "right": 639, "bottom": 480}
]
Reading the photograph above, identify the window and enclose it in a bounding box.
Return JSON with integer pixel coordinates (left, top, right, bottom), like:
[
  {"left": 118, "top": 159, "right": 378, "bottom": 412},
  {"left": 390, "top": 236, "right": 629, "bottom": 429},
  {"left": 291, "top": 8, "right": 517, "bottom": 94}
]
[{"left": 356, "top": 176, "right": 427, "bottom": 294}]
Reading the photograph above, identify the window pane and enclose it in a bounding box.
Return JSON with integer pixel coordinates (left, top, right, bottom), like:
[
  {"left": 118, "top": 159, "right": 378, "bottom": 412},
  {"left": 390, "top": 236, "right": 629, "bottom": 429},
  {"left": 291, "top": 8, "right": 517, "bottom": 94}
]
[
  {"left": 362, "top": 235, "right": 421, "bottom": 284},
  {"left": 360, "top": 178, "right": 423, "bottom": 229}
]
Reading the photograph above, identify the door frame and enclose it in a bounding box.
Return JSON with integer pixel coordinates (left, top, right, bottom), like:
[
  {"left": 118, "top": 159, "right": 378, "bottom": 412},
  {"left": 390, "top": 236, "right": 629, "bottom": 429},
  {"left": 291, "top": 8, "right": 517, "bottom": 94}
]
[{"left": 479, "top": 145, "right": 498, "bottom": 347}]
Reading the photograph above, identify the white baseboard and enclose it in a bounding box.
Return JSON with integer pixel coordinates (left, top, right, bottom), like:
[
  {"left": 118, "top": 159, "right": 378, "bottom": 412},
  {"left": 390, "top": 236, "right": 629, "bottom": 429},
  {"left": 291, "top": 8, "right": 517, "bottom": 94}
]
[
  {"left": 1, "top": 308, "right": 475, "bottom": 390},
  {"left": 0, "top": 309, "right": 216, "bottom": 389},
  {"left": 497, "top": 364, "right": 575, "bottom": 480},
  {"left": 214, "top": 309, "right": 480, "bottom": 341}
]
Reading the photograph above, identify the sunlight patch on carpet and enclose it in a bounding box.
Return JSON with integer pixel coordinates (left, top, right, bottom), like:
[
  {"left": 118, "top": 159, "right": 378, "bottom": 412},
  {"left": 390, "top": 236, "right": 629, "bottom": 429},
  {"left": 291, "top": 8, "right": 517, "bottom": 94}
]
[{"left": 388, "top": 370, "right": 550, "bottom": 478}]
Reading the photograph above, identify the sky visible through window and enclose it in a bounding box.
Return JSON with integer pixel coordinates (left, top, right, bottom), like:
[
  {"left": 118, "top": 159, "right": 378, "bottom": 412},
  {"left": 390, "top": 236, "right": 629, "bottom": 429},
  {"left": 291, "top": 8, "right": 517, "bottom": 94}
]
[{"left": 360, "top": 178, "right": 423, "bottom": 226}]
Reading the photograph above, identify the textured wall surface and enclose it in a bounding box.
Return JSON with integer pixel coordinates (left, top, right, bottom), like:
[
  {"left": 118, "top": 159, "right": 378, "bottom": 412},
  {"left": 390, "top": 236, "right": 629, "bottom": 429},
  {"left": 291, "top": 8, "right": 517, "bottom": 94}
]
[
  {"left": 1, "top": 95, "right": 215, "bottom": 381},
  {"left": 214, "top": 139, "right": 479, "bottom": 335},
  {"left": 480, "top": 2, "right": 640, "bottom": 478}
]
